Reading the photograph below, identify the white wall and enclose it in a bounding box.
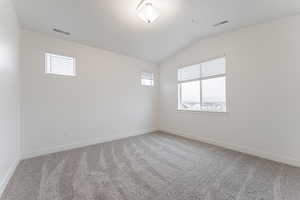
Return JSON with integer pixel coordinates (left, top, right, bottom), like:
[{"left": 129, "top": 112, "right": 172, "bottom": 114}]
[
  {"left": 159, "top": 15, "right": 300, "bottom": 167},
  {"left": 21, "top": 30, "right": 159, "bottom": 158},
  {"left": 0, "top": 0, "right": 21, "bottom": 196}
]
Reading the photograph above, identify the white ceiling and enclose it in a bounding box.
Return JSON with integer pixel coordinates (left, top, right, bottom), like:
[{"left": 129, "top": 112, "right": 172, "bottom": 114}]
[{"left": 12, "top": 0, "right": 300, "bottom": 63}]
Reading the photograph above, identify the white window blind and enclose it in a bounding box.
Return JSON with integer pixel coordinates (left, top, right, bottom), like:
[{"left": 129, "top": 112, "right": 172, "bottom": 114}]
[
  {"left": 141, "top": 72, "right": 154, "bottom": 86},
  {"left": 178, "top": 64, "right": 200, "bottom": 82},
  {"left": 177, "top": 57, "right": 226, "bottom": 112},
  {"left": 201, "top": 57, "right": 226, "bottom": 78},
  {"left": 45, "top": 53, "right": 76, "bottom": 76}
]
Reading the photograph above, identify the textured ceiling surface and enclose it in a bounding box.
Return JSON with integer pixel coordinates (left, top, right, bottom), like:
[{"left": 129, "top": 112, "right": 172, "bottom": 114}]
[{"left": 12, "top": 0, "right": 300, "bottom": 63}]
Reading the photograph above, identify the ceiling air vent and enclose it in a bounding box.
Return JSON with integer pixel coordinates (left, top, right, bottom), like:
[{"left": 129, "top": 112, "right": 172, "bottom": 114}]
[
  {"left": 53, "top": 28, "right": 70, "bottom": 36},
  {"left": 213, "top": 20, "right": 229, "bottom": 27}
]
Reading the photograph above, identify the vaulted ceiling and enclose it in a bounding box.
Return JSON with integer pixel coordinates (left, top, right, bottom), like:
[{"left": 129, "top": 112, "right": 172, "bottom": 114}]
[{"left": 12, "top": 0, "right": 300, "bottom": 63}]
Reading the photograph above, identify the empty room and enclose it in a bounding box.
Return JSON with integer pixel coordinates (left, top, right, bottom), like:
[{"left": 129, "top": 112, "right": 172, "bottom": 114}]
[{"left": 1, "top": 0, "right": 300, "bottom": 199}]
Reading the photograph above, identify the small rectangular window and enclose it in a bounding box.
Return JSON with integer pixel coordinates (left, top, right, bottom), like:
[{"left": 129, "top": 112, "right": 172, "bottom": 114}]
[
  {"left": 141, "top": 72, "right": 154, "bottom": 86},
  {"left": 178, "top": 57, "right": 226, "bottom": 112},
  {"left": 45, "top": 53, "right": 76, "bottom": 76}
]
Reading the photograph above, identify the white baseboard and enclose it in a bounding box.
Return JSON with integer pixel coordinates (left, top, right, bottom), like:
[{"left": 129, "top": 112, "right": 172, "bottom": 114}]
[
  {"left": 0, "top": 159, "right": 20, "bottom": 198},
  {"left": 22, "top": 129, "right": 157, "bottom": 160},
  {"left": 160, "top": 128, "right": 300, "bottom": 168}
]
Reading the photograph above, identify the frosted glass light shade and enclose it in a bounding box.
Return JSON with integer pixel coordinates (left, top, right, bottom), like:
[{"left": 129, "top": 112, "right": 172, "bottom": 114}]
[{"left": 137, "top": 2, "right": 159, "bottom": 23}]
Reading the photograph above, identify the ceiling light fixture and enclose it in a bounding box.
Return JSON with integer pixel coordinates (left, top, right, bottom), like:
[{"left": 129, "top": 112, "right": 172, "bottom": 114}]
[{"left": 137, "top": 0, "right": 159, "bottom": 24}]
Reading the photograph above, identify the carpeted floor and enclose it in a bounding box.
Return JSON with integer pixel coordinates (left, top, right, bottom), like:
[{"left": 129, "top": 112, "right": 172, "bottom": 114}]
[{"left": 1, "top": 132, "right": 300, "bottom": 200}]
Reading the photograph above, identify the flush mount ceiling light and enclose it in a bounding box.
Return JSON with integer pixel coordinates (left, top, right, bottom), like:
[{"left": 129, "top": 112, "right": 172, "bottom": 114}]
[{"left": 136, "top": 0, "right": 159, "bottom": 24}]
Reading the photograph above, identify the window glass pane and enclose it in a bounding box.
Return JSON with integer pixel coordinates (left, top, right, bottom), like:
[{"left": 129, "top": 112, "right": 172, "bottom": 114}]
[
  {"left": 45, "top": 53, "right": 75, "bottom": 76},
  {"left": 141, "top": 72, "right": 154, "bottom": 80},
  {"left": 141, "top": 79, "right": 154, "bottom": 86},
  {"left": 201, "top": 77, "right": 226, "bottom": 112},
  {"left": 51, "top": 55, "right": 74, "bottom": 75},
  {"left": 178, "top": 64, "right": 200, "bottom": 81},
  {"left": 201, "top": 57, "right": 225, "bottom": 78},
  {"left": 141, "top": 72, "right": 154, "bottom": 86},
  {"left": 179, "top": 80, "right": 200, "bottom": 110}
]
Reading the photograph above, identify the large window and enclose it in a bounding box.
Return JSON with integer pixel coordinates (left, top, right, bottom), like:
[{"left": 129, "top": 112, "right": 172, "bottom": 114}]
[
  {"left": 45, "top": 53, "right": 76, "bottom": 76},
  {"left": 178, "top": 57, "right": 226, "bottom": 112}
]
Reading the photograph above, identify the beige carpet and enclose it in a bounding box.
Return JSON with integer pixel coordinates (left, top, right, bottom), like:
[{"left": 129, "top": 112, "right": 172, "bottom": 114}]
[{"left": 1, "top": 132, "right": 300, "bottom": 200}]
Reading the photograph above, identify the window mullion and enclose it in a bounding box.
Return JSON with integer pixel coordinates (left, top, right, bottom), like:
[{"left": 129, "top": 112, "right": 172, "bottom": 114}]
[
  {"left": 180, "top": 83, "right": 182, "bottom": 110},
  {"left": 199, "top": 65, "right": 202, "bottom": 111},
  {"left": 178, "top": 83, "right": 182, "bottom": 110},
  {"left": 200, "top": 73, "right": 225, "bottom": 80},
  {"left": 50, "top": 55, "right": 53, "bottom": 73},
  {"left": 178, "top": 78, "right": 201, "bottom": 84}
]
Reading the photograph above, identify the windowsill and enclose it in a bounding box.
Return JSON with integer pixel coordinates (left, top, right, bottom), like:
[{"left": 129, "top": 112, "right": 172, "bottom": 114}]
[
  {"left": 45, "top": 73, "right": 76, "bottom": 77},
  {"left": 176, "top": 109, "right": 228, "bottom": 114}
]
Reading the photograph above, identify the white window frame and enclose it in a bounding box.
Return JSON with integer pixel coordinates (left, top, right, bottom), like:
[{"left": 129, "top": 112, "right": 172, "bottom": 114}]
[
  {"left": 177, "top": 56, "right": 227, "bottom": 113},
  {"left": 45, "top": 53, "right": 76, "bottom": 76}
]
